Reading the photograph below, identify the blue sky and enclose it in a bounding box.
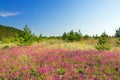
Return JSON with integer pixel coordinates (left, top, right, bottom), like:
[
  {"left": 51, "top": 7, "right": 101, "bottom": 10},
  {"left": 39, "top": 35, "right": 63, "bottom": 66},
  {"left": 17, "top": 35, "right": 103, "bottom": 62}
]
[{"left": 0, "top": 0, "right": 120, "bottom": 36}]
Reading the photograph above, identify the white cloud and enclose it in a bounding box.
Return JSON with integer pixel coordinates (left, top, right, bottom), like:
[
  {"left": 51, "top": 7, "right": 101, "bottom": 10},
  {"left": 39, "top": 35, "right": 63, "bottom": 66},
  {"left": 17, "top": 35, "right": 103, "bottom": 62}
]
[{"left": 0, "top": 11, "right": 21, "bottom": 17}]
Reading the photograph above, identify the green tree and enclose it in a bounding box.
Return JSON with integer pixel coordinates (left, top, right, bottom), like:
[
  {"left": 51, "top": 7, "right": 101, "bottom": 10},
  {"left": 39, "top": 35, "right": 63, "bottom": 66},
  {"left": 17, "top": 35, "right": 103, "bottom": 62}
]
[
  {"left": 16, "top": 25, "right": 34, "bottom": 46},
  {"left": 75, "top": 30, "right": 82, "bottom": 41},
  {"left": 83, "top": 34, "right": 90, "bottom": 40},
  {"left": 37, "top": 33, "right": 43, "bottom": 43},
  {"left": 68, "top": 30, "right": 75, "bottom": 42},
  {"left": 62, "top": 32, "right": 68, "bottom": 41},
  {"left": 93, "top": 34, "right": 99, "bottom": 39},
  {"left": 115, "top": 27, "right": 120, "bottom": 46},
  {"left": 62, "top": 29, "right": 82, "bottom": 42},
  {"left": 96, "top": 32, "right": 111, "bottom": 50},
  {"left": 115, "top": 27, "right": 120, "bottom": 37}
]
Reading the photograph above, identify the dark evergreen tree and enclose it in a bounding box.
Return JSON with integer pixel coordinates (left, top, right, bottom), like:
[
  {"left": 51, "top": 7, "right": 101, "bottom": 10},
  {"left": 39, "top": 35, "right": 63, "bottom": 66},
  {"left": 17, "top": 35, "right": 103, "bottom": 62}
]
[
  {"left": 68, "top": 30, "right": 75, "bottom": 42},
  {"left": 62, "top": 32, "right": 68, "bottom": 41},
  {"left": 115, "top": 27, "right": 120, "bottom": 37},
  {"left": 62, "top": 29, "right": 82, "bottom": 42}
]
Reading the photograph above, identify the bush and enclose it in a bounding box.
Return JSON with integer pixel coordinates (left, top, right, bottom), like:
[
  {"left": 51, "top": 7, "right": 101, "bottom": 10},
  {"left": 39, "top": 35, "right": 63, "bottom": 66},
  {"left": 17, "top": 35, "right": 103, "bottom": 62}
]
[
  {"left": 83, "top": 34, "right": 91, "bottom": 40},
  {"left": 2, "top": 38, "right": 14, "bottom": 43},
  {"left": 2, "top": 45, "right": 9, "bottom": 49},
  {"left": 96, "top": 32, "right": 111, "bottom": 50},
  {"left": 16, "top": 25, "right": 35, "bottom": 46},
  {"left": 62, "top": 30, "right": 82, "bottom": 42}
]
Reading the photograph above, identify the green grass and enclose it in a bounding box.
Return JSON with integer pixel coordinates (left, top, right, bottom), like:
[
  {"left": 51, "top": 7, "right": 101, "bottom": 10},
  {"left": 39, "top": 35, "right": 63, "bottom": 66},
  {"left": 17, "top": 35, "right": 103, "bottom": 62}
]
[{"left": 0, "top": 38, "right": 119, "bottom": 51}]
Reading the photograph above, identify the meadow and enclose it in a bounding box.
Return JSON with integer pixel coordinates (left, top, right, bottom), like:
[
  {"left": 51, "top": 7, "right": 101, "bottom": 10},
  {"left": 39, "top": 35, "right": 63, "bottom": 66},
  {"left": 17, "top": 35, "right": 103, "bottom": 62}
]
[
  {"left": 0, "top": 38, "right": 120, "bottom": 80},
  {"left": 1, "top": 0, "right": 120, "bottom": 79}
]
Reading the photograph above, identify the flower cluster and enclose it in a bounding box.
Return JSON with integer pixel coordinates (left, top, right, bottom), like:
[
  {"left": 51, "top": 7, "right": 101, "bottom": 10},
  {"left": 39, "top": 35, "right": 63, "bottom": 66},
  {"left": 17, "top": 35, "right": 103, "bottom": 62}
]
[{"left": 0, "top": 46, "right": 120, "bottom": 80}]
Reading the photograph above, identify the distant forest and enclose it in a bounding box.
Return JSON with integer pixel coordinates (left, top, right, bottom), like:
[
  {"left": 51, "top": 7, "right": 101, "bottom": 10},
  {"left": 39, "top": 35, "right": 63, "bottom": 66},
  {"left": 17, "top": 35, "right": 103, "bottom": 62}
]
[{"left": 0, "top": 24, "right": 23, "bottom": 40}]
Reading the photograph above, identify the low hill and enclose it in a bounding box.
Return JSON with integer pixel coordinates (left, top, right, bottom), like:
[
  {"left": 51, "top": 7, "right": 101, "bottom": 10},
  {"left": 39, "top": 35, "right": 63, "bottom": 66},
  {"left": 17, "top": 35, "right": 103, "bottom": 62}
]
[{"left": 0, "top": 24, "right": 23, "bottom": 40}]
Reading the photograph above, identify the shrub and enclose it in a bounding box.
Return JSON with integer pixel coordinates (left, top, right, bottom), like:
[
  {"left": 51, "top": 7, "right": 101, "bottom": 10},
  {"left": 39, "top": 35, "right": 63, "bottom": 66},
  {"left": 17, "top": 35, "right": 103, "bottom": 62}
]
[
  {"left": 2, "top": 38, "right": 13, "bottom": 43},
  {"left": 67, "top": 30, "right": 76, "bottom": 42},
  {"left": 83, "top": 34, "right": 91, "bottom": 40},
  {"left": 96, "top": 32, "right": 111, "bottom": 50},
  {"left": 62, "top": 30, "right": 82, "bottom": 42},
  {"left": 2, "top": 45, "right": 9, "bottom": 49},
  {"left": 16, "top": 25, "right": 35, "bottom": 46}
]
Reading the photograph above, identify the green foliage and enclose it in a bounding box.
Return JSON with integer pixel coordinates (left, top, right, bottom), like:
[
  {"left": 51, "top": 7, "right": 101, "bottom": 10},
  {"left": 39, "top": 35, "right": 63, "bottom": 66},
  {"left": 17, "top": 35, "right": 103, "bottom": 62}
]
[
  {"left": 57, "top": 68, "right": 66, "bottom": 75},
  {"left": 0, "top": 24, "right": 23, "bottom": 40},
  {"left": 37, "top": 33, "right": 43, "bottom": 43},
  {"left": 68, "top": 30, "right": 75, "bottom": 42},
  {"left": 16, "top": 25, "right": 35, "bottom": 46},
  {"left": 2, "top": 38, "right": 15, "bottom": 43},
  {"left": 2, "top": 45, "right": 9, "bottom": 49},
  {"left": 62, "top": 30, "right": 82, "bottom": 42},
  {"left": 93, "top": 34, "right": 99, "bottom": 39},
  {"left": 78, "top": 68, "right": 83, "bottom": 74},
  {"left": 0, "top": 37, "right": 2, "bottom": 41},
  {"left": 2, "top": 39, "right": 10, "bottom": 43},
  {"left": 96, "top": 32, "right": 111, "bottom": 50},
  {"left": 62, "top": 32, "right": 68, "bottom": 41},
  {"left": 83, "top": 34, "right": 91, "bottom": 39},
  {"left": 115, "top": 27, "right": 120, "bottom": 37},
  {"left": 116, "top": 38, "right": 120, "bottom": 46}
]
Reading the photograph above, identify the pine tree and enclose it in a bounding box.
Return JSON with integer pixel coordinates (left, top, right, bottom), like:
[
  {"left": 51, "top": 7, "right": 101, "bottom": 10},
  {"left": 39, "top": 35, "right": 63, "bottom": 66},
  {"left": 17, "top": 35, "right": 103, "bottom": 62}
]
[
  {"left": 96, "top": 32, "right": 111, "bottom": 50},
  {"left": 115, "top": 27, "right": 120, "bottom": 37},
  {"left": 37, "top": 33, "right": 43, "bottom": 43},
  {"left": 16, "top": 25, "right": 34, "bottom": 46},
  {"left": 62, "top": 29, "right": 82, "bottom": 42}
]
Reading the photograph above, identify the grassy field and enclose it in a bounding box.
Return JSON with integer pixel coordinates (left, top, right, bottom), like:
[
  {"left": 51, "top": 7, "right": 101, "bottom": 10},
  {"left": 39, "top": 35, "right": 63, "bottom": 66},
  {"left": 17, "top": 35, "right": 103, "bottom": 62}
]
[{"left": 0, "top": 38, "right": 120, "bottom": 80}]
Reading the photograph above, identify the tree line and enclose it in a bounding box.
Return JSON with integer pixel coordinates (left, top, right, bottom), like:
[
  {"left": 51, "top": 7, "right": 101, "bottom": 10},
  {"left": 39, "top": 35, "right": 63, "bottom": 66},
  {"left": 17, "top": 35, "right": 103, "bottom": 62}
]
[{"left": 0, "top": 24, "right": 120, "bottom": 50}]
